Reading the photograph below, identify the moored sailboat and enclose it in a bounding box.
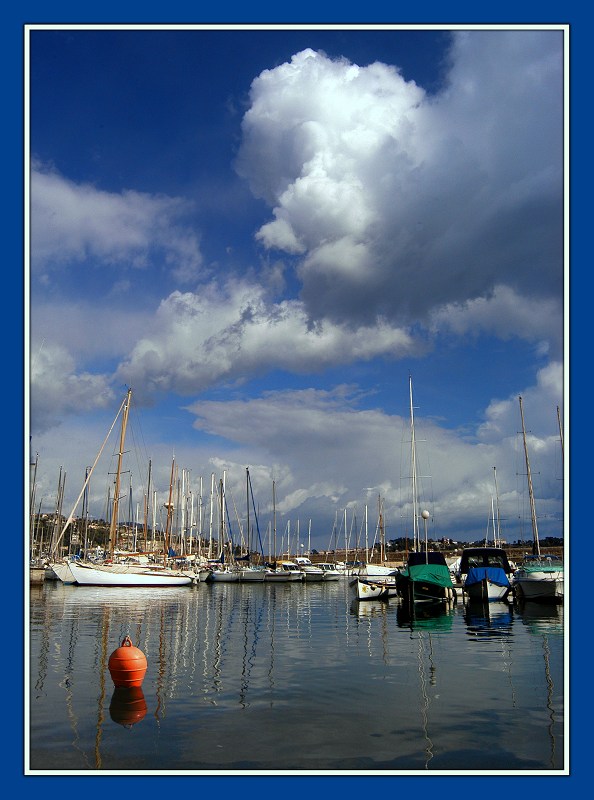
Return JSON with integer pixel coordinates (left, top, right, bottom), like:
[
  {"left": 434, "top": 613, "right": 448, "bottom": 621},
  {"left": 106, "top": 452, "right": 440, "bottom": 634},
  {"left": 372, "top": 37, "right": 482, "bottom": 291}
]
[
  {"left": 55, "top": 390, "right": 193, "bottom": 587},
  {"left": 512, "top": 396, "right": 564, "bottom": 603},
  {"left": 395, "top": 378, "right": 456, "bottom": 606},
  {"left": 349, "top": 576, "right": 393, "bottom": 601}
]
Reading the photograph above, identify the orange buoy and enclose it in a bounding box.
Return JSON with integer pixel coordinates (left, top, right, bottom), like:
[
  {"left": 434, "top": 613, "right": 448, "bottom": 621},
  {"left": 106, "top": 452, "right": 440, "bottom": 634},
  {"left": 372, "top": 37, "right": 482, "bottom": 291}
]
[
  {"left": 108, "top": 635, "right": 147, "bottom": 688},
  {"left": 109, "top": 686, "right": 147, "bottom": 728}
]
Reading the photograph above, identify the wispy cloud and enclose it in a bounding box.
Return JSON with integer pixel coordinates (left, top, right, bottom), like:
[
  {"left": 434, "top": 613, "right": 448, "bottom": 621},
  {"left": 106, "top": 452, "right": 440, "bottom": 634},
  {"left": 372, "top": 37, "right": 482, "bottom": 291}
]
[{"left": 31, "top": 162, "right": 203, "bottom": 285}]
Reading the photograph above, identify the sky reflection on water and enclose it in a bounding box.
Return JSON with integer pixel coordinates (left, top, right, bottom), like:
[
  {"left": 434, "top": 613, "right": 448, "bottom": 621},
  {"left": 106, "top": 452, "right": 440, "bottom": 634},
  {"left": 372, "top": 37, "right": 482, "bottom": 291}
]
[{"left": 27, "top": 580, "right": 565, "bottom": 774}]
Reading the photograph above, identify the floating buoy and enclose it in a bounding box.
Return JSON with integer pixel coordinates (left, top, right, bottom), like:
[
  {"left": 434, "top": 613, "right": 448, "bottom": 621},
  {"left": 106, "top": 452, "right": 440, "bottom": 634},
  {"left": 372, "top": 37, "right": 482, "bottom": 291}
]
[
  {"left": 108, "top": 635, "right": 147, "bottom": 688},
  {"left": 109, "top": 686, "right": 147, "bottom": 728}
]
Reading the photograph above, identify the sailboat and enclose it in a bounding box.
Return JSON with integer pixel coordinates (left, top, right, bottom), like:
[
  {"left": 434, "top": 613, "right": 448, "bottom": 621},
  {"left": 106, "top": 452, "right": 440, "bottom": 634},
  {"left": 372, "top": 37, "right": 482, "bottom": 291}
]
[
  {"left": 263, "top": 480, "right": 292, "bottom": 582},
  {"left": 58, "top": 389, "right": 193, "bottom": 587},
  {"left": 29, "top": 454, "right": 46, "bottom": 584},
  {"left": 458, "top": 468, "right": 514, "bottom": 602},
  {"left": 206, "top": 474, "right": 241, "bottom": 582},
  {"left": 395, "top": 377, "right": 456, "bottom": 606},
  {"left": 349, "top": 575, "right": 394, "bottom": 601},
  {"left": 358, "top": 499, "right": 396, "bottom": 577},
  {"left": 237, "top": 468, "right": 267, "bottom": 582},
  {"left": 512, "top": 396, "right": 564, "bottom": 603}
]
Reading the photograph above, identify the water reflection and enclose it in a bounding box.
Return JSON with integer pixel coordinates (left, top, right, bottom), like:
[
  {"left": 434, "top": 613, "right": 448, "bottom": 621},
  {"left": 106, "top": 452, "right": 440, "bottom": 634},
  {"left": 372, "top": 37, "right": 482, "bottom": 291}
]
[
  {"left": 29, "top": 581, "right": 565, "bottom": 772},
  {"left": 516, "top": 600, "right": 563, "bottom": 769},
  {"left": 348, "top": 597, "right": 395, "bottom": 662},
  {"left": 518, "top": 600, "right": 564, "bottom": 635},
  {"left": 349, "top": 598, "right": 390, "bottom": 617},
  {"left": 464, "top": 600, "right": 514, "bottom": 640},
  {"left": 396, "top": 601, "right": 455, "bottom": 632},
  {"left": 109, "top": 686, "right": 147, "bottom": 728},
  {"left": 396, "top": 603, "right": 455, "bottom": 769}
]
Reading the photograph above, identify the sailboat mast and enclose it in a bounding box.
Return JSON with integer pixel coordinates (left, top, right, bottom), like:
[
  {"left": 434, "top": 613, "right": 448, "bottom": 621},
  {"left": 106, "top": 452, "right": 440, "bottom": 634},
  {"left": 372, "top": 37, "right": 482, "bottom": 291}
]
[
  {"left": 519, "top": 395, "right": 540, "bottom": 557},
  {"left": 144, "top": 458, "right": 152, "bottom": 552},
  {"left": 409, "top": 376, "right": 420, "bottom": 551},
  {"left": 487, "top": 496, "right": 495, "bottom": 547},
  {"left": 557, "top": 405, "right": 564, "bottom": 462},
  {"left": 108, "top": 388, "right": 132, "bottom": 559},
  {"left": 378, "top": 495, "right": 385, "bottom": 562},
  {"left": 198, "top": 475, "right": 204, "bottom": 558},
  {"left": 364, "top": 504, "right": 369, "bottom": 563},
  {"left": 208, "top": 472, "right": 215, "bottom": 559},
  {"left": 246, "top": 467, "right": 250, "bottom": 556},
  {"left": 29, "top": 453, "right": 38, "bottom": 556},
  {"left": 163, "top": 457, "right": 175, "bottom": 566},
  {"left": 493, "top": 466, "right": 502, "bottom": 548},
  {"left": 82, "top": 466, "right": 90, "bottom": 554},
  {"left": 273, "top": 480, "right": 277, "bottom": 562}
]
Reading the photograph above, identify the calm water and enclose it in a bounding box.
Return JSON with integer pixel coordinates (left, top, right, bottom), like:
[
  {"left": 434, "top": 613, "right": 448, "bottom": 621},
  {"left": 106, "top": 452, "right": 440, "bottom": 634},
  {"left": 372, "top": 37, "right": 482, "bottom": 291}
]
[{"left": 27, "top": 579, "right": 566, "bottom": 774}]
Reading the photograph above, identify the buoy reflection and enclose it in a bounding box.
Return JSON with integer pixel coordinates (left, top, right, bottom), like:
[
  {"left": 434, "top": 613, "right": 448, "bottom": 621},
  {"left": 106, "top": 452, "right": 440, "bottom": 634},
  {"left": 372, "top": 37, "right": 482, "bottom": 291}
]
[{"left": 109, "top": 686, "right": 147, "bottom": 729}]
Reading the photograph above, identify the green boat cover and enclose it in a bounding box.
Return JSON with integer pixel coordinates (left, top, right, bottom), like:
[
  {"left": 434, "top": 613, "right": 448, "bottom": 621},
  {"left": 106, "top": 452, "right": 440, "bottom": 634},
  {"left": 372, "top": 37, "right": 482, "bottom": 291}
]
[{"left": 402, "top": 562, "right": 453, "bottom": 588}]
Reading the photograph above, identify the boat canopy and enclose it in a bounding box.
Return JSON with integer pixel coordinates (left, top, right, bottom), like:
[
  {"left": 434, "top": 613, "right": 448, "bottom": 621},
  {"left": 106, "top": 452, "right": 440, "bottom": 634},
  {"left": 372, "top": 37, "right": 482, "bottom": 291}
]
[
  {"left": 407, "top": 551, "right": 449, "bottom": 567},
  {"left": 402, "top": 561, "right": 453, "bottom": 589},
  {"left": 464, "top": 566, "right": 510, "bottom": 588},
  {"left": 519, "top": 559, "right": 564, "bottom": 574},
  {"left": 459, "top": 548, "right": 513, "bottom": 574}
]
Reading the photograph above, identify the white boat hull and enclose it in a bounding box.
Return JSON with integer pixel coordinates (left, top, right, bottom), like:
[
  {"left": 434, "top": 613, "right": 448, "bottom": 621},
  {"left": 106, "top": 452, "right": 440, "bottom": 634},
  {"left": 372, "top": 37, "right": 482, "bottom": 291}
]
[
  {"left": 49, "top": 561, "right": 78, "bottom": 584},
  {"left": 68, "top": 561, "right": 193, "bottom": 586},
  {"left": 360, "top": 565, "right": 398, "bottom": 578},
  {"left": 349, "top": 577, "right": 392, "bottom": 601},
  {"left": 239, "top": 568, "right": 267, "bottom": 582},
  {"left": 279, "top": 562, "right": 305, "bottom": 581},
  {"left": 301, "top": 568, "right": 325, "bottom": 582},
  {"left": 264, "top": 571, "right": 292, "bottom": 582},
  {"left": 317, "top": 563, "right": 341, "bottom": 581},
  {"left": 464, "top": 579, "right": 511, "bottom": 602},
  {"left": 208, "top": 570, "right": 241, "bottom": 582},
  {"left": 514, "top": 571, "right": 564, "bottom": 602}
]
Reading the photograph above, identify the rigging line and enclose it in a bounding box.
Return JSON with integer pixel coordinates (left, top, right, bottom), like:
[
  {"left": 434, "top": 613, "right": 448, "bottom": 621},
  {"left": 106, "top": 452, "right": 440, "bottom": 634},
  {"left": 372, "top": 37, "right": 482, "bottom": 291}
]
[{"left": 52, "top": 392, "right": 128, "bottom": 557}]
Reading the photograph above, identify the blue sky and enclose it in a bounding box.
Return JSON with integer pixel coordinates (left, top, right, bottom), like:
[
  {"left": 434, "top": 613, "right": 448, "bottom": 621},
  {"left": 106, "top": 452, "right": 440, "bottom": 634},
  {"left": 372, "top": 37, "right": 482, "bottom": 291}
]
[{"left": 27, "top": 24, "right": 567, "bottom": 554}]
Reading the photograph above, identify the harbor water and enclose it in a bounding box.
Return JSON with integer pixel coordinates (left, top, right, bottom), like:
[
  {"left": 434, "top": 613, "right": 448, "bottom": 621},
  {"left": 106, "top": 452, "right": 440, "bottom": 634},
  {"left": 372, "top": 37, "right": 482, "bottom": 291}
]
[{"left": 27, "top": 578, "right": 566, "bottom": 774}]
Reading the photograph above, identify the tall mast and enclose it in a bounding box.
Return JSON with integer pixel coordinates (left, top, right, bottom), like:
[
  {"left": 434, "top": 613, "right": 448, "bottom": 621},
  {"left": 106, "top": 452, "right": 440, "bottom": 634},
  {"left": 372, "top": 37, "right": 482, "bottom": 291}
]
[
  {"left": 409, "top": 375, "right": 419, "bottom": 551},
  {"left": 219, "top": 472, "right": 226, "bottom": 559},
  {"left": 144, "top": 458, "right": 152, "bottom": 553},
  {"left": 163, "top": 457, "right": 175, "bottom": 565},
  {"left": 519, "top": 395, "right": 540, "bottom": 557},
  {"left": 557, "top": 405, "right": 564, "bottom": 462},
  {"left": 208, "top": 472, "right": 215, "bottom": 559},
  {"left": 378, "top": 495, "right": 385, "bottom": 562},
  {"left": 198, "top": 475, "right": 204, "bottom": 559},
  {"left": 30, "top": 453, "right": 39, "bottom": 556},
  {"left": 365, "top": 503, "right": 369, "bottom": 564},
  {"left": 273, "top": 480, "right": 277, "bottom": 563},
  {"left": 180, "top": 468, "right": 186, "bottom": 556},
  {"left": 108, "top": 388, "right": 132, "bottom": 559},
  {"left": 246, "top": 467, "right": 250, "bottom": 557},
  {"left": 82, "top": 466, "right": 90, "bottom": 554},
  {"left": 493, "top": 466, "right": 501, "bottom": 548}
]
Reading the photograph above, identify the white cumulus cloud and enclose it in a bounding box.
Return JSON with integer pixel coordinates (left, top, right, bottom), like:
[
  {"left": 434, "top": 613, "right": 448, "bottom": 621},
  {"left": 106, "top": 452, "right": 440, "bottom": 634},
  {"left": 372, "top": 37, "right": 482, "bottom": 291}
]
[{"left": 235, "top": 33, "right": 563, "bottom": 329}]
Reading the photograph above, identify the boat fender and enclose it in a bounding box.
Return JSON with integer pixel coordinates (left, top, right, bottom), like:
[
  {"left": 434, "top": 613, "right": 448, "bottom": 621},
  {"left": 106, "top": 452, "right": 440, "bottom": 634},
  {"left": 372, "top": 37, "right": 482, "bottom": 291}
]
[{"left": 108, "top": 635, "right": 148, "bottom": 688}]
